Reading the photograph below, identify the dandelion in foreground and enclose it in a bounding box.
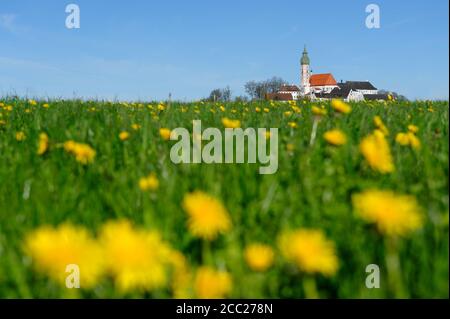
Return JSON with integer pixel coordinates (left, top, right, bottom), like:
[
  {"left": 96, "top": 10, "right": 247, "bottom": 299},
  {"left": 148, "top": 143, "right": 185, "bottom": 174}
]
[
  {"left": 221, "top": 117, "right": 241, "bottom": 129},
  {"left": 139, "top": 173, "right": 159, "bottom": 191},
  {"left": 323, "top": 129, "right": 347, "bottom": 146},
  {"left": 159, "top": 128, "right": 171, "bottom": 140},
  {"left": 24, "top": 224, "right": 105, "bottom": 287},
  {"left": 99, "top": 220, "right": 175, "bottom": 292},
  {"left": 331, "top": 99, "right": 351, "bottom": 114},
  {"left": 244, "top": 243, "right": 274, "bottom": 272},
  {"left": 182, "top": 191, "right": 232, "bottom": 240},
  {"left": 278, "top": 229, "right": 338, "bottom": 276},
  {"left": 119, "top": 131, "right": 130, "bottom": 141},
  {"left": 16, "top": 131, "right": 26, "bottom": 141},
  {"left": 64, "top": 140, "right": 96, "bottom": 165},
  {"left": 37, "top": 133, "right": 49, "bottom": 155},
  {"left": 352, "top": 189, "right": 423, "bottom": 237},
  {"left": 395, "top": 132, "right": 421, "bottom": 149},
  {"left": 194, "top": 266, "right": 232, "bottom": 299},
  {"left": 359, "top": 130, "right": 394, "bottom": 173}
]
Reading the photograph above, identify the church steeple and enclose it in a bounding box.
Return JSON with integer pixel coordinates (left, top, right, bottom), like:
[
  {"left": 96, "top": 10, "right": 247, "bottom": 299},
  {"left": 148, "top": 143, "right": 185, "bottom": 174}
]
[
  {"left": 301, "top": 45, "right": 310, "bottom": 65},
  {"left": 300, "top": 45, "right": 311, "bottom": 95}
]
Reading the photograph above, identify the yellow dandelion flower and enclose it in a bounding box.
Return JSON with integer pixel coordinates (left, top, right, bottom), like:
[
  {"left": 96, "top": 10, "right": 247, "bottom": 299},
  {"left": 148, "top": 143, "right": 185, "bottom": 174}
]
[
  {"left": 288, "top": 121, "right": 298, "bottom": 129},
  {"left": 219, "top": 106, "right": 225, "bottom": 112},
  {"left": 244, "top": 243, "right": 274, "bottom": 272},
  {"left": 408, "top": 125, "right": 419, "bottom": 134},
  {"left": 331, "top": 99, "right": 351, "bottom": 114},
  {"left": 292, "top": 106, "right": 301, "bottom": 113},
  {"left": 395, "top": 132, "right": 410, "bottom": 146},
  {"left": 373, "top": 116, "right": 389, "bottom": 136},
  {"left": 131, "top": 123, "right": 141, "bottom": 131},
  {"left": 284, "top": 111, "right": 293, "bottom": 117},
  {"left": 42, "top": 103, "right": 49, "bottom": 108},
  {"left": 255, "top": 107, "right": 261, "bottom": 113},
  {"left": 312, "top": 106, "right": 327, "bottom": 116},
  {"left": 157, "top": 103, "right": 166, "bottom": 111},
  {"left": 359, "top": 130, "right": 394, "bottom": 173},
  {"left": 182, "top": 191, "right": 232, "bottom": 240},
  {"left": 352, "top": 189, "right": 423, "bottom": 237},
  {"left": 159, "top": 128, "right": 171, "bottom": 140},
  {"left": 323, "top": 129, "right": 347, "bottom": 146},
  {"left": 119, "top": 131, "right": 130, "bottom": 141},
  {"left": 24, "top": 224, "right": 105, "bottom": 287},
  {"left": 263, "top": 108, "right": 270, "bottom": 113},
  {"left": 64, "top": 140, "right": 96, "bottom": 165},
  {"left": 37, "top": 133, "right": 49, "bottom": 155},
  {"left": 16, "top": 131, "right": 26, "bottom": 141},
  {"left": 28, "top": 99, "right": 37, "bottom": 106},
  {"left": 194, "top": 266, "right": 232, "bottom": 299},
  {"left": 99, "top": 220, "right": 174, "bottom": 292},
  {"left": 278, "top": 229, "right": 338, "bottom": 276},
  {"left": 139, "top": 173, "right": 159, "bottom": 191},
  {"left": 168, "top": 250, "right": 192, "bottom": 299},
  {"left": 396, "top": 132, "right": 421, "bottom": 149},
  {"left": 222, "top": 117, "right": 241, "bottom": 129}
]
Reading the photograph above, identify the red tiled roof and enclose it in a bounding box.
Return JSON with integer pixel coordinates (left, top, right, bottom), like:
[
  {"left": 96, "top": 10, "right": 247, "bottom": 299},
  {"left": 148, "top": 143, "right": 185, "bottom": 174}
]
[{"left": 310, "top": 73, "right": 337, "bottom": 86}]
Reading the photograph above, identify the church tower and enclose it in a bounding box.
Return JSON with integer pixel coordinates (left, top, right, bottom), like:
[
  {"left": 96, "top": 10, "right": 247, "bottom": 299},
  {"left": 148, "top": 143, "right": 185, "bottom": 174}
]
[{"left": 300, "top": 46, "right": 311, "bottom": 95}]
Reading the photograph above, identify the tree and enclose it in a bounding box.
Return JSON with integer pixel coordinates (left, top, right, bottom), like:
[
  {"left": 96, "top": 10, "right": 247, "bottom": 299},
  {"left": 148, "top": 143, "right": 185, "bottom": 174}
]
[
  {"left": 244, "top": 77, "right": 288, "bottom": 100},
  {"left": 207, "top": 86, "right": 232, "bottom": 102}
]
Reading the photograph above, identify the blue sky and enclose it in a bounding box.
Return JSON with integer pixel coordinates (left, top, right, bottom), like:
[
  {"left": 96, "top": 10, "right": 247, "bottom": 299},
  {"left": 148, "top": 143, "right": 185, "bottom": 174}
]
[{"left": 0, "top": 0, "right": 448, "bottom": 100}]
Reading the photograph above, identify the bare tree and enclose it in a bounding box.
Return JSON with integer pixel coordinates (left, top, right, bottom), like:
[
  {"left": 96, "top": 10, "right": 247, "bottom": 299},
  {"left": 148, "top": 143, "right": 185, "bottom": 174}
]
[{"left": 244, "top": 77, "right": 288, "bottom": 100}]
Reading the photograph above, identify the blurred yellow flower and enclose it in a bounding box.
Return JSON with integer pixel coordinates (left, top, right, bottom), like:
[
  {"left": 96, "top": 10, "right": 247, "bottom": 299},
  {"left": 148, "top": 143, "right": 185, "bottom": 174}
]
[
  {"left": 255, "top": 107, "right": 261, "bottom": 113},
  {"left": 244, "top": 243, "right": 274, "bottom": 272},
  {"left": 312, "top": 106, "right": 327, "bottom": 116},
  {"left": 278, "top": 229, "right": 338, "bottom": 276},
  {"left": 64, "top": 140, "right": 96, "bottom": 165},
  {"left": 359, "top": 130, "right": 394, "bottom": 173},
  {"left": 99, "top": 220, "right": 174, "bottom": 292},
  {"left": 408, "top": 124, "right": 419, "bottom": 134},
  {"left": 284, "top": 111, "right": 293, "bottom": 117},
  {"left": 16, "top": 131, "right": 26, "bottom": 141},
  {"left": 182, "top": 191, "right": 232, "bottom": 240},
  {"left": 396, "top": 132, "right": 421, "bottom": 149},
  {"left": 323, "top": 129, "right": 347, "bottom": 146},
  {"left": 159, "top": 128, "right": 172, "bottom": 140},
  {"left": 119, "top": 131, "right": 130, "bottom": 141},
  {"left": 263, "top": 108, "right": 270, "bottom": 113},
  {"left": 222, "top": 117, "right": 241, "bottom": 129},
  {"left": 28, "top": 99, "right": 37, "bottom": 106},
  {"left": 194, "top": 266, "right": 232, "bottom": 298},
  {"left": 42, "top": 103, "right": 49, "bottom": 108},
  {"left": 352, "top": 189, "right": 423, "bottom": 236},
  {"left": 37, "top": 133, "right": 49, "bottom": 155},
  {"left": 331, "top": 99, "right": 351, "bottom": 114},
  {"left": 373, "top": 116, "right": 389, "bottom": 136},
  {"left": 131, "top": 123, "right": 141, "bottom": 131},
  {"left": 288, "top": 121, "right": 298, "bottom": 129},
  {"left": 139, "top": 173, "right": 159, "bottom": 191},
  {"left": 24, "top": 224, "right": 105, "bottom": 287}
]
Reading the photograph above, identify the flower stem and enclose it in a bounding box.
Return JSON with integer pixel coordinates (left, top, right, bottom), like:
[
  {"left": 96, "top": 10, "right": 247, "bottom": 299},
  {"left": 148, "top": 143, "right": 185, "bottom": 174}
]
[{"left": 303, "top": 276, "right": 319, "bottom": 299}]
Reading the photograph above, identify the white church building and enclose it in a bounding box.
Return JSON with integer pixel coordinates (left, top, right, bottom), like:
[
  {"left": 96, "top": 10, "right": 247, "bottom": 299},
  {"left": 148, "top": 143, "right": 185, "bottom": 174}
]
[{"left": 267, "top": 47, "right": 389, "bottom": 102}]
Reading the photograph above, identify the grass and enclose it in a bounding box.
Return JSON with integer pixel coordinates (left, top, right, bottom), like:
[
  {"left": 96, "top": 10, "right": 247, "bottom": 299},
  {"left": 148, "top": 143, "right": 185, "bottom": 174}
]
[{"left": 0, "top": 98, "right": 448, "bottom": 298}]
